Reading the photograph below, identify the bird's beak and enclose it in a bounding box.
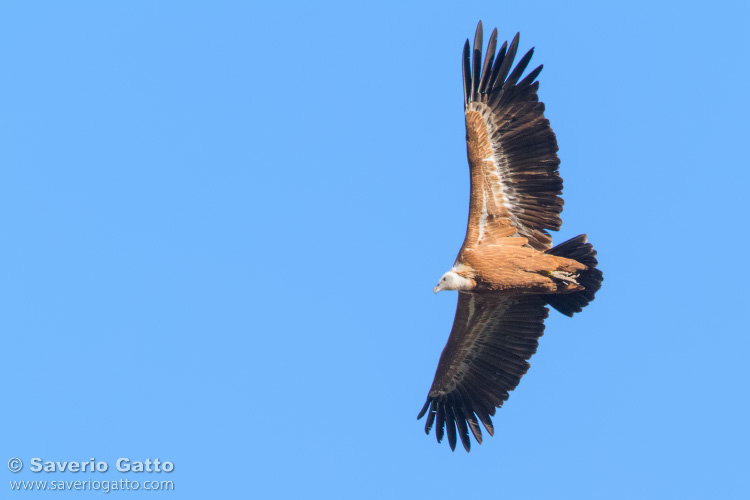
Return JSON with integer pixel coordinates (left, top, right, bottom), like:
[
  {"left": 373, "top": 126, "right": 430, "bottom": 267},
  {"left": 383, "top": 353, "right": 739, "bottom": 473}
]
[{"left": 433, "top": 285, "right": 441, "bottom": 294}]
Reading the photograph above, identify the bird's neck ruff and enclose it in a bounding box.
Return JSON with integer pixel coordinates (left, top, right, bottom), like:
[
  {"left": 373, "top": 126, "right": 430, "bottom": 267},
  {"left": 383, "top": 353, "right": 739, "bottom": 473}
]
[{"left": 443, "top": 270, "right": 476, "bottom": 291}]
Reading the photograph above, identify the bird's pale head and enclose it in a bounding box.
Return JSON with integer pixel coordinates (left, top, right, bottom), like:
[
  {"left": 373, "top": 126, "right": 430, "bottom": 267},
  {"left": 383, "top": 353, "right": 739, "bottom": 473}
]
[{"left": 433, "top": 271, "right": 474, "bottom": 293}]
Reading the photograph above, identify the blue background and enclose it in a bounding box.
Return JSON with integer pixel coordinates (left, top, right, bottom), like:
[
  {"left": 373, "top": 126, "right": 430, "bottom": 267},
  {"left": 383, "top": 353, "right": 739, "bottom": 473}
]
[{"left": 2, "top": 1, "right": 748, "bottom": 498}]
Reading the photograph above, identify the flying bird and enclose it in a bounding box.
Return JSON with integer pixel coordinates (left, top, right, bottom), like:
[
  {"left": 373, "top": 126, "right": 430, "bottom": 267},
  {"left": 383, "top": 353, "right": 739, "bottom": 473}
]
[{"left": 417, "top": 21, "right": 603, "bottom": 452}]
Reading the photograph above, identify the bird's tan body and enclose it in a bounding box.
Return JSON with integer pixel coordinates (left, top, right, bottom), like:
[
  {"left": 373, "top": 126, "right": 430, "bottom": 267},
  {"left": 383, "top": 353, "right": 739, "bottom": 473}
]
[{"left": 456, "top": 239, "right": 587, "bottom": 294}]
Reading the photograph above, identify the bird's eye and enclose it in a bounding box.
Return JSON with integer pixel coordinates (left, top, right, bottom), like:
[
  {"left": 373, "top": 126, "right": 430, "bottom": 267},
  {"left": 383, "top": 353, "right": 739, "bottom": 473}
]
[{"left": 441, "top": 277, "right": 446, "bottom": 281}]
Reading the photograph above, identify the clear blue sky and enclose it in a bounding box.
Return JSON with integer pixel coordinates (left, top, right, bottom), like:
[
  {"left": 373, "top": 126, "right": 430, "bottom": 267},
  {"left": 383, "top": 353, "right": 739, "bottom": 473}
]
[{"left": 2, "top": 1, "right": 749, "bottom": 498}]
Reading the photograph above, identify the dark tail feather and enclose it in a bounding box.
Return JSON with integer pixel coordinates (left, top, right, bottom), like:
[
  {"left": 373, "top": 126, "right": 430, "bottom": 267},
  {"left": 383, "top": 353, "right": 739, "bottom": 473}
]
[{"left": 543, "top": 234, "right": 603, "bottom": 317}]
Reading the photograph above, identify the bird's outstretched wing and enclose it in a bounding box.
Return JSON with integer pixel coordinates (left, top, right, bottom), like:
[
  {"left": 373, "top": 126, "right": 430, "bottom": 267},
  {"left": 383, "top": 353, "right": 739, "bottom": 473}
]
[
  {"left": 458, "top": 21, "right": 563, "bottom": 259},
  {"left": 417, "top": 293, "right": 548, "bottom": 451}
]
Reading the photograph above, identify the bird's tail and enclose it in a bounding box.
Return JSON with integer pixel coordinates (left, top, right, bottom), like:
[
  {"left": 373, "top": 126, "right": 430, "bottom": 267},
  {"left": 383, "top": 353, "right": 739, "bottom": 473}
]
[{"left": 542, "top": 234, "right": 603, "bottom": 317}]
